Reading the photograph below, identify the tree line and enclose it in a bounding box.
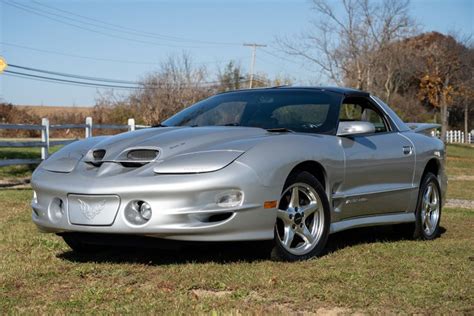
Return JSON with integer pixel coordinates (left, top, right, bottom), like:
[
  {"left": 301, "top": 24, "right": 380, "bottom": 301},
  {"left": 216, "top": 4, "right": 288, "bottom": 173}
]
[
  {"left": 91, "top": 0, "right": 474, "bottom": 140},
  {"left": 1, "top": 0, "right": 472, "bottom": 140},
  {"left": 278, "top": 0, "right": 473, "bottom": 141}
]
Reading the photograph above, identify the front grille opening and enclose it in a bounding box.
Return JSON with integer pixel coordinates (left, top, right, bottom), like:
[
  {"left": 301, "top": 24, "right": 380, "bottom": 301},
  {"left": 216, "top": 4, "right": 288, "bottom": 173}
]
[
  {"left": 92, "top": 149, "right": 106, "bottom": 160},
  {"left": 203, "top": 212, "right": 233, "bottom": 223},
  {"left": 126, "top": 149, "right": 159, "bottom": 161}
]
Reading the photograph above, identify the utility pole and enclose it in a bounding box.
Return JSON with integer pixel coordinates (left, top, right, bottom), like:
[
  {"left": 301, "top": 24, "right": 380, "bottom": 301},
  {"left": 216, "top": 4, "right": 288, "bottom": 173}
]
[{"left": 243, "top": 43, "right": 267, "bottom": 88}]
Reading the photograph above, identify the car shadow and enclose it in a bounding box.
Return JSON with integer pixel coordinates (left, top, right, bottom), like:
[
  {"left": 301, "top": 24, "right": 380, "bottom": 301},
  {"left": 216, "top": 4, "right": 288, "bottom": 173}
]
[
  {"left": 57, "top": 240, "right": 273, "bottom": 265},
  {"left": 57, "top": 225, "right": 447, "bottom": 265},
  {"left": 324, "top": 225, "right": 447, "bottom": 255}
]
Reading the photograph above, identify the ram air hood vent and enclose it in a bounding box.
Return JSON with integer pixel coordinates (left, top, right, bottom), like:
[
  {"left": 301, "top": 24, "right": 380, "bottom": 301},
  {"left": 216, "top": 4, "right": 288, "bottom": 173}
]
[
  {"left": 86, "top": 126, "right": 267, "bottom": 163},
  {"left": 85, "top": 147, "right": 161, "bottom": 168}
]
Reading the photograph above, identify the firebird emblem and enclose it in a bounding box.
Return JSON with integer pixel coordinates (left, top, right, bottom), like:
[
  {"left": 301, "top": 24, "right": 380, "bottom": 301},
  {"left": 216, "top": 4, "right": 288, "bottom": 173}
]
[{"left": 78, "top": 199, "right": 106, "bottom": 220}]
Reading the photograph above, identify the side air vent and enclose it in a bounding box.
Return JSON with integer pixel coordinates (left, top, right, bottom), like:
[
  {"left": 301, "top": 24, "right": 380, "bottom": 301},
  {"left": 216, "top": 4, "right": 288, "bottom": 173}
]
[
  {"left": 126, "top": 149, "right": 159, "bottom": 161},
  {"left": 92, "top": 149, "right": 106, "bottom": 160}
]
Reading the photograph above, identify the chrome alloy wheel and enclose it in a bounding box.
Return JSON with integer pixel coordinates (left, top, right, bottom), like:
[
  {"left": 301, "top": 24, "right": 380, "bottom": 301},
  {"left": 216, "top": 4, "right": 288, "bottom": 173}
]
[
  {"left": 276, "top": 183, "right": 325, "bottom": 256},
  {"left": 421, "top": 182, "right": 440, "bottom": 236}
]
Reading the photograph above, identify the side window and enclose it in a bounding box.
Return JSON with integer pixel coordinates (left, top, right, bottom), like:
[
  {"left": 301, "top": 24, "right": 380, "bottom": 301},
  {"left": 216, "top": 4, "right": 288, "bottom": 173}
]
[
  {"left": 339, "top": 98, "right": 389, "bottom": 133},
  {"left": 271, "top": 104, "right": 330, "bottom": 127},
  {"left": 362, "top": 108, "right": 387, "bottom": 132},
  {"left": 339, "top": 103, "right": 363, "bottom": 121}
]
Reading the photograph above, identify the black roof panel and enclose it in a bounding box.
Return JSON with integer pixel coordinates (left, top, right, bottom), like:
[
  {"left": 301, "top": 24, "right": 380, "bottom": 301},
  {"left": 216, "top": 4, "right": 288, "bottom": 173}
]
[
  {"left": 218, "top": 86, "right": 370, "bottom": 97},
  {"left": 287, "top": 86, "right": 370, "bottom": 96}
]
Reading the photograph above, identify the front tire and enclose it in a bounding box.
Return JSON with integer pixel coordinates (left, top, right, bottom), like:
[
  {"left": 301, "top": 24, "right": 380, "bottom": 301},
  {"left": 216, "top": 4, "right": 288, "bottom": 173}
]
[
  {"left": 272, "top": 171, "right": 330, "bottom": 261},
  {"left": 414, "top": 172, "right": 442, "bottom": 240}
]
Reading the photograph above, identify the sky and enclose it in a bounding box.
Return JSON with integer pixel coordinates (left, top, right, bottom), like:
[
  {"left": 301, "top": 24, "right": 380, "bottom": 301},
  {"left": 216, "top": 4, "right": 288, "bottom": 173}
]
[{"left": 0, "top": 0, "right": 473, "bottom": 107}]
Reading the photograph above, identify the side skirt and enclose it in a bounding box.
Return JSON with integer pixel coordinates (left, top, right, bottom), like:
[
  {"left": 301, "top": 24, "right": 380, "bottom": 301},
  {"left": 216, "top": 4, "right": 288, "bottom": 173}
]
[{"left": 329, "top": 212, "right": 415, "bottom": 234}]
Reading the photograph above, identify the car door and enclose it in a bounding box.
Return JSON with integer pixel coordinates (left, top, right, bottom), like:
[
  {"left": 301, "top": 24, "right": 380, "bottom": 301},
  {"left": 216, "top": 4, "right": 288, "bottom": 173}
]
[{"left": 336, "top": 96, "right": 415, "bottom": 219}]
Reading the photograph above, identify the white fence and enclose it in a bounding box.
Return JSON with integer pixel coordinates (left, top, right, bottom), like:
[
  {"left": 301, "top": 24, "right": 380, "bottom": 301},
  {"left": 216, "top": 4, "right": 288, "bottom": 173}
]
[
  {"left": 0, "top": 117, "right": 149, "bottom": 167},
  {"left": 431, "top": 130, "right": 473, "bottom": 144},
  {"left": 1, "top": 119, "right": 472, "bottom": 168}
]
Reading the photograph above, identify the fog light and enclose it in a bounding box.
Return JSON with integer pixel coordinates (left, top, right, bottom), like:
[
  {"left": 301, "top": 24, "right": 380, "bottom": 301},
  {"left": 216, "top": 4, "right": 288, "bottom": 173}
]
[
  {"left": 48, "top": 197, "right": 64, "bottom": 223},
  {"left": 125, "top": 200, "right": 152, "bottom": 225},
  {"left": 216, "top": 190, "right": 243, "bottom": 208}
]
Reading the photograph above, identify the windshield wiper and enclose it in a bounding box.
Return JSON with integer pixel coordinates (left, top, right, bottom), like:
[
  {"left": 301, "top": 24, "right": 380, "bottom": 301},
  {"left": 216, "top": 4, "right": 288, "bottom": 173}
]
[
  {"left": 265, "top": 128, "right": 293, "bottom": 133},
  {"left": 152, "top": 123, "right": 168, "bottom": 128}
]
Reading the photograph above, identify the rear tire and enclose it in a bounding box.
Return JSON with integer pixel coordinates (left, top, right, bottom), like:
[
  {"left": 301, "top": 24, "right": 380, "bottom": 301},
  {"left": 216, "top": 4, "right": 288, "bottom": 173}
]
[
  {"left": 271, "top": 171, "right": 330, "bottom": 261},
  {"left": 413, "top": 172, "right": 442, "bottom": 240}
]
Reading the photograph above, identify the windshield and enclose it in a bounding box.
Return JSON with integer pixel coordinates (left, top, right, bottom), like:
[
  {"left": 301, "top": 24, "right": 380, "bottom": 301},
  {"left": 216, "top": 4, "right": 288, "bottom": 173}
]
[{"left": 163, "top": 89, "right": 342, "bottom": 134}]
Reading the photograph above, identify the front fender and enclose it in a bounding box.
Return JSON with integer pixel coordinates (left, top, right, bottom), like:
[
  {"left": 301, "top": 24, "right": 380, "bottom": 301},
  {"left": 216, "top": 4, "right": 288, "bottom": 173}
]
[{"left": 235, "top": 133, "right": 344, "bottom": 193}]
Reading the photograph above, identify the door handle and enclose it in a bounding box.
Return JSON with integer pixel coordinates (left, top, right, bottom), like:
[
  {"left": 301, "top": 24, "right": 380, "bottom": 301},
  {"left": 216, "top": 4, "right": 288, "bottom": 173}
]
[{"left": 403, "top": 146, "right": 413, "bottom": 155}]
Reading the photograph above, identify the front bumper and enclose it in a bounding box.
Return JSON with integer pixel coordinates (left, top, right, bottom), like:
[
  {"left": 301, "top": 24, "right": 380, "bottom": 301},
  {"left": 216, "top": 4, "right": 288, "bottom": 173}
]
[{"left": 31, "top": 161, "right": 280, "bottom": 241}]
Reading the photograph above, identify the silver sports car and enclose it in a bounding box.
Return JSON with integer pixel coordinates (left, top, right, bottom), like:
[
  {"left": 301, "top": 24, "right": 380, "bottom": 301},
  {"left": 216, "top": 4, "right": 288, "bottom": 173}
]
[{"left": 31, "top": 87, "right": 446, "bottom": 261}]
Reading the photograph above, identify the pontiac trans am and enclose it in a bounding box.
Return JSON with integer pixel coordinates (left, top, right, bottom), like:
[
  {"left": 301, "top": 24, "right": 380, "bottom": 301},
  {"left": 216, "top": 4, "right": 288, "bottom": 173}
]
[{"left": 31, "top": 87, "right": 446, "bottom": 261}]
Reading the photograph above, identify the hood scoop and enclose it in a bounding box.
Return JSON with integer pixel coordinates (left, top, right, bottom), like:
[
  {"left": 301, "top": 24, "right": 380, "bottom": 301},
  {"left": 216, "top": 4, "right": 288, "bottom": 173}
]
[
  {"left": 93, "top": 149, "right": 106, "bottom": 160},
  {"left": 85, "top": 148, "right": 160, "bottom": 168},
  {"left": 126, "top": 149, "right": 159, "bottom": 161}
]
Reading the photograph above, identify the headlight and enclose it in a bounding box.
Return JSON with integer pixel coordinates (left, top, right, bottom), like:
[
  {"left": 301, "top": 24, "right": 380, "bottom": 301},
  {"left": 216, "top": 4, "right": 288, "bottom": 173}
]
[
  {"left": 39, "top": 137, "right": 107, "bottom": 173},
  {"left": 216, "top": 190, "right": 244, "bottom": 208},
  {"left": 41, "top": 154, "right": 83, "bottom": 173},
  {"left": 153, "top": 150, "right": 244, "bottom": 174}
]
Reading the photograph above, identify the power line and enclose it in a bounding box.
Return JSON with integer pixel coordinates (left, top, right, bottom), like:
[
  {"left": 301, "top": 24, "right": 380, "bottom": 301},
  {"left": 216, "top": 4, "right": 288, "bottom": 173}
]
[
  {"left": 1, "top": 42, "right": 249, "bottom": 67},
  {"left": 4, "top": 70, "right": 142, "bottom": 89},
  {"left": 3, "top": 69, "right": 253, "bottom": 90},
  {"left": 261, "top": 48, "right": 303, "bottom": 66},
  {"left": 2, "top": 0, "right": 204, "bottom": 49},
  {"left": 2, "top": 0, "right": 240, "bottom": 48},
  {"left": 3, "top": 72, "right": 137, "bottom": 90},
  {"left": 1, "top": 42, "right": 160, "bottom": 65},
  {"left": 8, "top": 64, "right": 139, "bottom": 85},
  {"left": 5, "top": 62, "right": 249, "bottom": 86},
  {"left": 29, "top": 0, "right": 240, "bottom": 46}
]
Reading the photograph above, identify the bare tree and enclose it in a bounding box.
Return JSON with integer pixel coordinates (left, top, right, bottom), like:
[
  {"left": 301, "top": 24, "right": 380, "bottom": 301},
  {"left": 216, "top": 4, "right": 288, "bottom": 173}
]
[
  {"left": 277, "top": 0, "right": 415, "bottom": 90},
  {"left": 129, "top": 53, "right": 212, "bottom": 125},
  {"left": 217, "top": 61, "right": 244, "bottom": 92},
  {"left": 94, "top": 53, "right": 213, "bottom": 126}
]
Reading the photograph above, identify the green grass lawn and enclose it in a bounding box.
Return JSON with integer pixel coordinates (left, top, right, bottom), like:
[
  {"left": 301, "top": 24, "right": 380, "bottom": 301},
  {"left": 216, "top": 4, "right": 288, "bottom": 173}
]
[
  {"left": 446, "top": 144, "right": 474, "bottom": 176},
  {"left": 0, "top": 144, "right": 473, "bottom": 314}
]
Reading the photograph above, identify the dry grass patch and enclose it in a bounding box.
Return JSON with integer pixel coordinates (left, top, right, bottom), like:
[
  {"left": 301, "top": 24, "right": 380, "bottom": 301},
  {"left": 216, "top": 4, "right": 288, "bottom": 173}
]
[{"left": 0, "top": 189, "right": 473, "bottom": 314}]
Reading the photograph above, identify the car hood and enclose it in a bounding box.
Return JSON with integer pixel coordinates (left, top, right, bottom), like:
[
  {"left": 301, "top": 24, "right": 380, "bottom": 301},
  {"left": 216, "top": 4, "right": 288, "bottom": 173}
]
[{"left": 90, "top": 126, "right": 269, "bottom": 161}]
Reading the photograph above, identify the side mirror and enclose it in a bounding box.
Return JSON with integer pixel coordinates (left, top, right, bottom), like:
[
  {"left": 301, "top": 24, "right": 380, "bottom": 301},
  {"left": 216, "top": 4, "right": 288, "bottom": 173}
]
[{"left": 337, "top": 121, "right": 375, "bottom": 136}]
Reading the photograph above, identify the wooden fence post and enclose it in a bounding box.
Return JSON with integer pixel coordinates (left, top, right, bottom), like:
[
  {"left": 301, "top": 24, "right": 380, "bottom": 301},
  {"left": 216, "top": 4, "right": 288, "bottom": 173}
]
[
  {"left": 41, "top": 118, "right": 50, "bottom": 160},
  {"left": 128, "top": 118, "right": 135, "bottom": 131},
  {"left": 85, "top": 117, "right": 93, "bottom": 138}
]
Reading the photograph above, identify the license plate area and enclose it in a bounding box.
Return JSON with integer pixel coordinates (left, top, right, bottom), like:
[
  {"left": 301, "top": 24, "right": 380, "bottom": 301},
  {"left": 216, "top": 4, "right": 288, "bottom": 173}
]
[{"left": 68, "top": 194, "right": 120, "bottom": 226}]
